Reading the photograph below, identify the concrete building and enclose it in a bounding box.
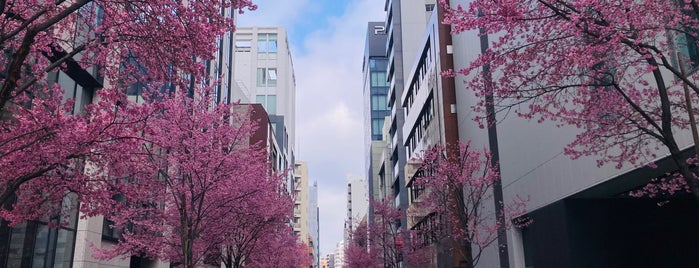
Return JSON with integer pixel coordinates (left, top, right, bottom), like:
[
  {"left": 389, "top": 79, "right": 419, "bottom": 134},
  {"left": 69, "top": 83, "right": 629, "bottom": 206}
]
[
  {"left": 382, "top": 0, "right": 437, "bottom": 243},
  {"left": 333, "top": 240, "right": 345, "bottom": 268},
  {"left": 309, "top": 181, "right": 320, "bottom": 268},
  {"left": 345, "top": 175, "right": 368, "bottom": 233},
  {"left": 293, "top": 161, "right": 318, "bottom": 267},
  {"left": 372, "top": 1, "right": 699, "bottom": 267},
  {"left": 234, "top": 27, "right": 297, "bottom": 191},
  {"left": 320, "top": 257, "right": 328, "bottom": 268},
  {"left": 325, "top": 253, "right": 335, "bottom": 268},
  {"left": 293, "top": 162, "right": 310, "bottom": 239},
  {"left": 398, "top": 3, "right": 462, "bottom": 266}
]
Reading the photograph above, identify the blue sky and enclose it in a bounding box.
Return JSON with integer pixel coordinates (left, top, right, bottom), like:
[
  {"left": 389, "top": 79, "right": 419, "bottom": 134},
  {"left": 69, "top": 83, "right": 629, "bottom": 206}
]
[{"left": 237, "top": 0, "right": 385, "bottom": 256}]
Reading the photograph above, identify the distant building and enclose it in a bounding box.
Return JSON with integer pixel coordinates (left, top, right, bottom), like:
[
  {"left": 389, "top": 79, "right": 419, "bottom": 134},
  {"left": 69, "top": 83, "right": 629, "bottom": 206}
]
[
  {"left": 309, "top": 182, "right": 320, "bottom": 267},
  {"left": 333, "top": 240, "right": 345, "bottom": 268},
  {"left": 293, "top": 162, "right": 316, "bottom": 267},
  {"left": 345, "top": 175, "right": 368, "bottom": 235},
  {"left": 325, "top": 253, "right": 335, "bottom": 268}
]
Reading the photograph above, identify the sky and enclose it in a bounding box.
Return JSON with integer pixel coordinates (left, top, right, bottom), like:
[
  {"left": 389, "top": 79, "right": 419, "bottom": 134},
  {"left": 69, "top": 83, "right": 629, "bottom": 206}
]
[{"left": 237, "top": 0, "right": 385, "bottom": 256}]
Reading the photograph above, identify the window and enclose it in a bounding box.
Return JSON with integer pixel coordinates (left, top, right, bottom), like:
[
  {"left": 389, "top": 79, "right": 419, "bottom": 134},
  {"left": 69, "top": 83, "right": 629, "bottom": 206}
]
[
  {"left": 371, "top": 72, "right": 388, "bottom": 87},
  {"left": 372, "top": 118, "right": 384, "bottom": 136},
  {"left": 679, "top": 32, "right": 699, "bottom": 68},
  {"left": 256, "top": 68, "right": 277, "bottom": 87},
  {"left": 267, "top": 95, "right": 277, "bottom": 114},
  {"left": 235, "top": 40, "right": 251, "bottom": 52},
  {"left": 256, "top": 95, "right": 277, "bottom": 114},
  {"left": 258, "top": 33, "right": 278, "bottom": 59},
  {"left": 267, "top": 68, "right": 278, "bottom": 86},
  {"left": 372, "top": 94, "right": 388, "bottom": 111}
]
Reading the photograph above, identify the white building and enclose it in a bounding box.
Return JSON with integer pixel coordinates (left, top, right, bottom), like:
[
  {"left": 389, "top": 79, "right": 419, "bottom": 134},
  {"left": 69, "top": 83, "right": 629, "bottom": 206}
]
[
  {"left": 333, "top": 240, "right": 345, "bottom": 268},
  {"left": 346, "top": 175, "right": 368, "bottom": 233},
  {"left": 309, "top": 181, "right": 320, "bottom": 268},
  {"left": 233, "top": 27, "right": 296, "bottom": 183}
]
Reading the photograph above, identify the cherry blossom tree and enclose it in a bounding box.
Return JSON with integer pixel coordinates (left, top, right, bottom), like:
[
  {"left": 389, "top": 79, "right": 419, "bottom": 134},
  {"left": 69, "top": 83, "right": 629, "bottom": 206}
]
[
  {"left": 217, "top": 173, "right": 308, "bottom": 268},
  {"left": 345, "top": 221, "right": 380, "bottom": 268},
  {"left": 411, "top": 140, "right": 527, "bottom": 268},
  {"left": 367, "top": 199, "right": 403, "bottom": 268},
  {"left": 85, "top": 89, "right": 275, "bottom": 268},
  {"left": 0, "top": 0, "right": 256, "bottom": 225},
  {"left": 0, "top": 88, "right": 155, "bottom": 225},
  {"left": 242, "top": 225, "right": 311, "bottom": 268},
  {"left": 345, "top": 200, "right": 425, "bottom": 268},
  {"left": 441, "top": 0, "right": 699, "bottom": 197}
]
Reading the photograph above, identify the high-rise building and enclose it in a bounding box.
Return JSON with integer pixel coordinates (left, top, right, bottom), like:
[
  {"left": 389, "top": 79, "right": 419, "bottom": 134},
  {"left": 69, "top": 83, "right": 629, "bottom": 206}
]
[
  {"left": 326, "top": 253, "right": 335, "bottom": 268},
  {"left": 370, "top": 1, "right": 699, "bottom": 267},
  {"left": 345, "top": 175, "right": 368, "bottom": 234},
  {"left": 400, "top": 3, "right": 460, "bottom": 266},
  {"left": 333, "top": 240, "right": 345, "bottom": 268},
  {"left": 363, "top": 22, "right": 391, "bottom": 225},
  {"left": 382, "top": 0, "right": 436, "bottom": 233},
  {"left": 309, "top": 181, "right": 320, "bottom": 268},
  {"left": 293, "top": 162, "right": 316, "bottom": 267},
  {"left": 234, "top": 27, "right": 297, "bottom": 190}
]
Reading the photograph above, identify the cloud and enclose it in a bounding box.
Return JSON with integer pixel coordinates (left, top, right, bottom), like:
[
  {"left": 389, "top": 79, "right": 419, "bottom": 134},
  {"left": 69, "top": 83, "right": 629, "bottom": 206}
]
[
  {"left": 236, "top": 0, "right": 313, "bottom": 28},
  {"left": 292, "top": 0, "right": 385, "bottom": 255},
  {"left": 237, "top": 0, "right": 386, "bottom": 256}
]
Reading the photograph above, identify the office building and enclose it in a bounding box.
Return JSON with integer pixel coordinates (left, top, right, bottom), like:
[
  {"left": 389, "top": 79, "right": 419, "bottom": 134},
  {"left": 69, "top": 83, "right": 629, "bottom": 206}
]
[
  {"left": 309, "top": 181, "right": 320, "bottom": 268},
  {"left": 293, "top": 162, "right": 317, "bottom": 266},
  {"left": 234, "top": 27, "right": 297, "bottom": 191},
  {"left": 333, "top": 240, "right": 345, "bottom": 268},
  {"left": 372, "top": 1, "right": 699, "bottom": 267},
  {"left": 324, "top": 253, "right": 335, "bottom": 268},
  {"left": 382, "top": 0, "right": 436, "bottom": 237},
  {"left": 363, "top": 22, "right": 391, "bottom": 226},
  {"left": 345, "top": 175, "right": 368, "bottom": 234}
]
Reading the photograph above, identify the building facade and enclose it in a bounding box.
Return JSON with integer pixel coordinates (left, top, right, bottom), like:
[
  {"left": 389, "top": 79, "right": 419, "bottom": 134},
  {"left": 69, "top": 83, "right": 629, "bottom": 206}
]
[
  {"left": 382, "top": 0, "right": 437, "bottom": 243},
  {"left": 293, "top": 162, "right": 316, "bottom": 267},
  {"left": 345, "top": 175, "right": 368, "bottom": 234},
  {"left": 363, "top": 22, "right": 391, "bottom": 227},
  {"left": 369, "top": 1, "right": 699, "bottom": 267},
  {"left": 234, "top": 27, "right": 297, "bottom": 191},
  {"left": 309, "top": 181, "right": 320, "bottom": 268}
]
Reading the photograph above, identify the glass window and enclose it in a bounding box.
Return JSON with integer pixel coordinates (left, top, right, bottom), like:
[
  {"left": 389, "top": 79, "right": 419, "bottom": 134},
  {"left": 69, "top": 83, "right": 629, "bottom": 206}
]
[
  {"left": 256, "top": 95, "right": 266, "bottom": 105},
  {"left": 268, "top": 68, "right": 277, "bottom": 87},
  {"left": 256, "top": 68, "right": 266, "bottom": 87},
  {"left": 258, "top": 39, "right": 268, "bottom": 53},
  {"left": 235, "top": 40, "right": 251, "bottom": 52},
  {"left": 267, "top": 95, "right": 277, "bottom": 114},
  {"left": 378, "top": 72, "right": 388, "bottom": 86},
  {"left": 371, "top": 71, "right": 388, "bottom": 87},
  {"left": 257, "top": 68, "right": 277, "bottom": 87},
  {"left": 258, "top": 33, "right": 278, "bottom": 59},
  {"left": 372, "top": 95, "right": 388, "bottom": 111},
  {"left": 268, "top": 38, "right": 277, "bottom": 53},
  {"left": 372, "top": 118, "right": 384, "bottom": 136},
  {"left": 378, "top": 95, "right": 387, "bottom": 110}
]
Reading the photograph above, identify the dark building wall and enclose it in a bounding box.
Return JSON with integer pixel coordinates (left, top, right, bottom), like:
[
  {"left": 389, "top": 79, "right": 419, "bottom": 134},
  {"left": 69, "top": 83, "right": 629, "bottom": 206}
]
[
  {"left": 522, "top": 197, "right": 699, "bottom": 268},
  {"left": 249, "top": 104, "right": 270, "bottom": 149}
]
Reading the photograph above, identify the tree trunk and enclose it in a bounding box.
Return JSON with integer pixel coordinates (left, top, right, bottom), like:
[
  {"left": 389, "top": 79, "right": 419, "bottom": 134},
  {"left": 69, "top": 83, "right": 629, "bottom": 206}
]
[
  {"left": 223, "top": 250, "right": 233, "bottom": 268},
  {"left": 233, "top": 255, "right": 243, "bottom": 268},
  {"left": 0, "top": 29, "right": 37, "bottom": 112}
]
